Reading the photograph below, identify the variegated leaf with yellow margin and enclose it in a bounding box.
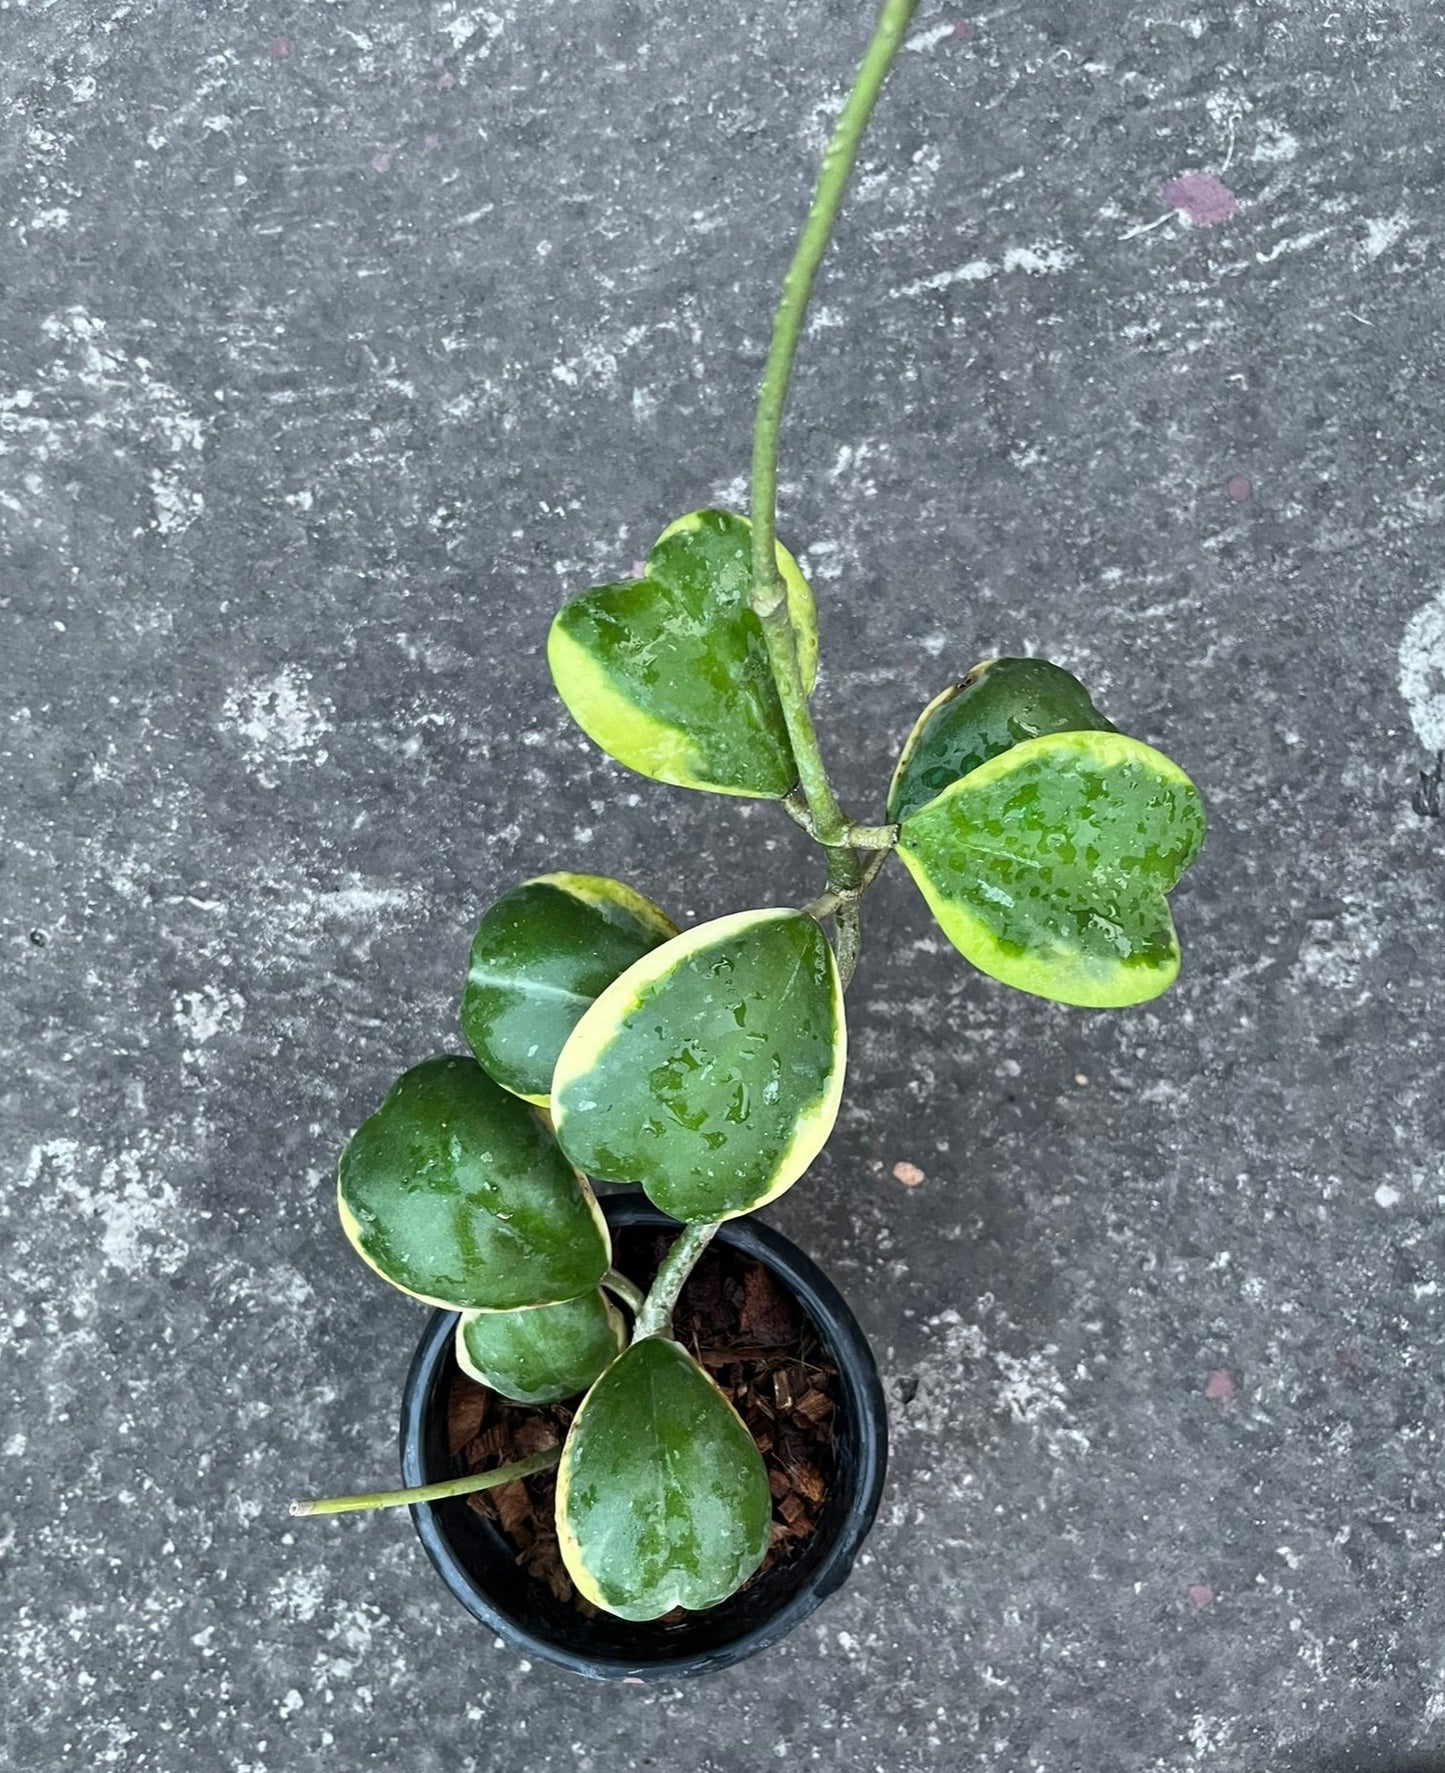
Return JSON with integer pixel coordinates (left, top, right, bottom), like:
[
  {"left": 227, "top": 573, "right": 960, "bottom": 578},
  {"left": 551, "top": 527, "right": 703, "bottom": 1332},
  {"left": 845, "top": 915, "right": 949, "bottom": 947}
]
[
  {"left": 456, "top": 1288, "right": 627, "bottom": 1406},
  {"left": 887, "top": 656, "right": 1117, "bottom": 823},
  {"left": 556, "top": 1336, "right": 771, "bottom": 1621},
  {"left": 550, "top": 909, "right": 846, "bottom": 1222},
  {"left": 897, "top": 731, "right": 1205, "bottom": 1008},
  {"left": 547, "top": 508, "right": 818, "bottom": 797},
  {"left": 460, "top": 873, "right": 677, "bottom": 1106},
  {"left": 338, "top": 1055, "right": 610, "bottom": 1310}
]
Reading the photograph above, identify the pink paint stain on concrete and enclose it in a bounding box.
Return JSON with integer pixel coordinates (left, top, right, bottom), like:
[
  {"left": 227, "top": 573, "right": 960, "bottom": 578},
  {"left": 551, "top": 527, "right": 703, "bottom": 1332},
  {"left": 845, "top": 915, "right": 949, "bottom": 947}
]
[
  {"left": 269, "top": 35, "right": 293, "bottom": 60},
  {"left": 424, "top": 133, "right": 441, "bottom": 151},
  {"left": 1203, "top": 1368, "right": 1238, "bottom": 1402},
  {"left": 1164, "top": 173, "right": 1237, "bottom": 227},
  {"left": 1226, "top": 474, "right": 1252, "bottom": 503},
  {"left": 438, "top": 71, "right": 457, "bottom": 90},
  {"left": 1187, "top": 1584, "right": 1215, "bottom": 1611},
  {"left": 953, "top": 20, "right": 971, "bottom": 36},
  {"left": 371, "top": 152, "right": 392, "bottom": 173}
]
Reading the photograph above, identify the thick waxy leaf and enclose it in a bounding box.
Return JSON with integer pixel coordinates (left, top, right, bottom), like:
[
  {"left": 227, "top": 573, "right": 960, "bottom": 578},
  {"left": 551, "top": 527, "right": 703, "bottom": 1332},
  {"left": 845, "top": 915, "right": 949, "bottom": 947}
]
[
  {"left": 888, "top": 656, "right": 1117, "bottom": 823},
  {"left": 460, "top": 873, "right": 677, "bottom": 1106},
  {"left": 897, "top": 731, "right": 1206, "bottom": 1008},
  {"left": 551, "top": 909, "right": 846, "bottom": 1222},
  {"left": 338, "top": 1056, "right": 610, "bottom": 1310},
  {"left": 556, "top": 1336, "right": 771, "bottom": 1621},
  {"left": 547, "top": 508, "right": 818, "bottom": 797},
  {"left": 456, "top": 1289, "right": 626, "bottom": 1405}
]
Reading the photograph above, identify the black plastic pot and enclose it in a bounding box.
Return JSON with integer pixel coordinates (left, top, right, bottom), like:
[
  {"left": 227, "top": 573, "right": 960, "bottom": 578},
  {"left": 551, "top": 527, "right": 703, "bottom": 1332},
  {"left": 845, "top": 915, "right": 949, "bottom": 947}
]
[{"left": 398, "top": 1195, "right": 888, "bottom": 1680}]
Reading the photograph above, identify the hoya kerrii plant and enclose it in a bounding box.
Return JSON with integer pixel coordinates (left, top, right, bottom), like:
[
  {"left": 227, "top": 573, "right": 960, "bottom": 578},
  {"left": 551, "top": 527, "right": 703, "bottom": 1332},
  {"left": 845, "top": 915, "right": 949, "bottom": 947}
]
[{"left": 292, "top": 0, "right": 1206, "bottom": 1628}]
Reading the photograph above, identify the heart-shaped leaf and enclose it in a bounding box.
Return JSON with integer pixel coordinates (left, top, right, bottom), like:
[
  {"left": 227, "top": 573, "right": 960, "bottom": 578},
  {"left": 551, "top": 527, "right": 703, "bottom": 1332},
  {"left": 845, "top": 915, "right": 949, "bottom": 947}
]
[
  {"left": 460, "top": 873, "right": 677, "bottom": 1106},
  {"left": 338, "top": 1056, "right": 610, "bottom": 1310},
  {"left": 456, "top": 1288, "right": 627, "bottom": 1406},
  {"left": 897, "top": 731, "right": 1206, "bottom": 1008},
  {"left": 556, "top": 1336, "right": 771, "bottom": 1621},
  {"left": 551, "top": 909, "right": 846, "bottom": 1222},
  {"left": 547, "top": 508, "right": 818, "bottom": 797},
  {"left": 888, "top": 656, "right": 1116, "bottom": 823}
]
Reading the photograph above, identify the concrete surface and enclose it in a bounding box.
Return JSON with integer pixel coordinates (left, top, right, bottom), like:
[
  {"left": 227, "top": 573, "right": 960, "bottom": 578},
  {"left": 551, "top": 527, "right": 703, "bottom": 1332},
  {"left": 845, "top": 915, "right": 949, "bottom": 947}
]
[{"left": 5, "top": 1, "right": 1445, "bottom": 1768}]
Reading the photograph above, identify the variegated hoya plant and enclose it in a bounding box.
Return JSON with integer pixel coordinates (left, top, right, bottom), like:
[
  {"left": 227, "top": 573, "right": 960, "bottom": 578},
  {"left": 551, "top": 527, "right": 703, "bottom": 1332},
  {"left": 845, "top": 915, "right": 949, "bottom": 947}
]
[{"left": 293, "top": 0, "right": 1206, "bottom": 1627}]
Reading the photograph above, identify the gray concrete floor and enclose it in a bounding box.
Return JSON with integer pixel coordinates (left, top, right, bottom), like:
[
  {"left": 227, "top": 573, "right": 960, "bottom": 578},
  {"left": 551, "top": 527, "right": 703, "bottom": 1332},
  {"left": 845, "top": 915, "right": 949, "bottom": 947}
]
[{"left": 5, "top": 2, "right": 1445, "bottom": 1768}]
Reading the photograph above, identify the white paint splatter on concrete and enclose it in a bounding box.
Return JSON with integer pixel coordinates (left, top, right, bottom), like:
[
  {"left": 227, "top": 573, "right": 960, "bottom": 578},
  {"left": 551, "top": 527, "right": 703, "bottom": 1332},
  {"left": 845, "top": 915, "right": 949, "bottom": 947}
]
[
  {"left": 891, "top": 242, "right": 1076, "bottom": 300},
  {"left": 1399, "top": 588, "right": 1445, "bottom": 750},
  {"left": 440, "top": 6, "right": 505, "bottom": 56},
  {"left": 1292, "top": 913, "right": 1381, "bottom": 994},
  {"left": 888, "top": 1310, "right": 1088, "bottom": 1459},
  {"left": 20, "top": 1135, "right": 187, "bottom": 1279},
  {"left": 1255, "top": 226, "right": 1333, "bottom": 265},
  {"left": 1252, "top": 120, "right": 1299, "bottom": 162},
  {"left": 222, "top": 667, "right": 333, "bottom": 780},
  {"left": 1360, "top": 212, "right": 1411, "bottom": 263},
  {"left": 174, "top": 985, "right": 245, "bottom": 1064},
  {"left": 905, "top": 23, "right": 956, "bottom": 52},
  {"left": 150, "top": 467, "right": 205, "bottom": 535},
  {"left": 310, "top": 884, "right": 413, "bottom": 919},
  {"left": 15, "top": 306, "right": 207, "bottom": 534}
]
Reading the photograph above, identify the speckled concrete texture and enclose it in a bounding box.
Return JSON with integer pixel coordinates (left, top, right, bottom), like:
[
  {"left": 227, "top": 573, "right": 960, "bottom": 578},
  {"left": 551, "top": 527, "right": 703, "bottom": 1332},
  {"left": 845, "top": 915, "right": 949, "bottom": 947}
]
[{"left": 5, "top": 2, "right": 1445, "bottom": 1768}]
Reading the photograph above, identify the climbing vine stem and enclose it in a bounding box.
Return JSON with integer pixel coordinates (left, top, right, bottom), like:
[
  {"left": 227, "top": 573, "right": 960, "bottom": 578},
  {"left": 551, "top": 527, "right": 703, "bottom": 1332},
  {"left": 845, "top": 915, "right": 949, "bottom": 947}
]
[{"left": 747, "top": 0, "right": 916, "bottom": 931}]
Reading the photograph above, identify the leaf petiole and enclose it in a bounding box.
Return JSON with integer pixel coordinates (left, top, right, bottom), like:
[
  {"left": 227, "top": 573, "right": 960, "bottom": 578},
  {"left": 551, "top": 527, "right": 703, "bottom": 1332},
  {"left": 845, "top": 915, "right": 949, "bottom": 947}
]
[{"left": 289, "top": 1446, "right": 562, "bottom": 1518}]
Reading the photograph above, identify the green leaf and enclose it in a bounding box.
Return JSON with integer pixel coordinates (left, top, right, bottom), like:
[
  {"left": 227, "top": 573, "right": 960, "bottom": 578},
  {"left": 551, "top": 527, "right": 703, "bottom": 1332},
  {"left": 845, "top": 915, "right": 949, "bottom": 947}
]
[
  {"left": 888, "top": 656, "right": 1117, "bottom": 823},
  {"left": 338, "top": 1056, "right": 610, "bottom": 1310},
  {"left": 896, "top": 731, "right": 1206, "bottom": 1008},
  {"left": 460, "top": 873, "right": 677, "bottom": 1106},
  {"left": 547, "top": 508, "right": 818, "bottom": 797},
  {"left": 456, "top": 1289, "right": 627, "bottom": 1405},
  {"left": 550, "top": 909, "right": 845, "bottom": 1221},
  {"left": 556, "top": 1336, "right": 771, "bottom": 1621}
]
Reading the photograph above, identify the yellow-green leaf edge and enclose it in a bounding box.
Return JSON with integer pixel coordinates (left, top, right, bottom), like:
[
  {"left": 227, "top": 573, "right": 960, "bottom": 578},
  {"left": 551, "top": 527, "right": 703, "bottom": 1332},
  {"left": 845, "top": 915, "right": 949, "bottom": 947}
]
[
  {"left": 886, "top": 659, "right": 996, "bottom": 816},
  {"left": 454, "top": 1291, "right": 627, "bottom": 1404},
  {"left": 336, "top": 1159, "right": 612, "bottom": 1313},
  {"left": 545, "top": 512, "right": 819, "bottom": 798},
  {"left": 554, "top": 1337, "right": 771, "bottom": 1618},
  {"left": 468, "top": 871, "right": 679, "bottom": 1108},
  {"left": 549, "top": 908, "right": 847, "bottom": 1221},
  {"left": 896, "top": 729, "right": 1204, "bottom": 1010}
]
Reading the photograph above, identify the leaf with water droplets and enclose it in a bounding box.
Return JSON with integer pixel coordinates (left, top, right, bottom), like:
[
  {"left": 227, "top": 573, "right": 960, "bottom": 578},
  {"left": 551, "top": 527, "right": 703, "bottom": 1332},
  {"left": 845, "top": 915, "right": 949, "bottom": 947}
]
[
  {"left": 338, "top": 1056, "right": 610, "bottom": 1310},
  {"left": 888, "top": 656, "right": 1116, "bottom": 823},
  {"left": 456, "top": 1289, "right": 627, "bottom": 1405},
  {"left": 897, "top": 731, "right": 1205, "bottom": 1007},
  {"left": 547, "top": 508, "right": 818, "bottom": 797},
  {"left": 556, "top": 1336, "right": 771, "bottom": 1620},
  {"left": 460, "top": 873, "right": 677, "bottom": 1106},
  {"left": 550, "top": 910, "right": 846, "bottom": 1221}
]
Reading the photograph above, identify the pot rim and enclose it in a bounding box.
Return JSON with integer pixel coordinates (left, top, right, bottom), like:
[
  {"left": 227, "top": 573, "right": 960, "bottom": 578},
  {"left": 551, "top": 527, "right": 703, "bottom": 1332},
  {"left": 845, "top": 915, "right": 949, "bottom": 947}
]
[{"left": 398, "top": 1194, "right": 888, "bottom": 1679}]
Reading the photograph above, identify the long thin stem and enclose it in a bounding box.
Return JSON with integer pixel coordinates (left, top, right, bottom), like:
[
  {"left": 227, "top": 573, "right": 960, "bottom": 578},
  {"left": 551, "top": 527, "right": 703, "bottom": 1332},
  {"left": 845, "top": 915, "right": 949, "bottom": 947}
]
[
  {"left": 289, "top": 1446, "right": 561, "bottom": 1518},
  {"left": 632, "top": 1221, "right": 720, "bottom": 1341},
  {"left": 749, "top": 0, "right": 919, "bottom": 849}
]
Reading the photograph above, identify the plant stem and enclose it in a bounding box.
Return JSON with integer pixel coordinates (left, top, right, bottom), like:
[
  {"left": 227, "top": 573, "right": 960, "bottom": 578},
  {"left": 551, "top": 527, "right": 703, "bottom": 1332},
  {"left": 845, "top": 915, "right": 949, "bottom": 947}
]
[
  {"left": 601, "top": 1267, "right": 646, "bottom": 1316},
  {"left": 289, "top": 1446, "right": 561, "bottom": 1518},
  {"left": 632, "top": 1220, "right": 720, "bottom": 1341},
  {"left": 846, "top": 823, "right": 899, "bottom": 851},
  {"left": 780, "top": 787, "right": 815, "bottom": 832},
  {"left": 834, "top": 901, "right": 863, "bottom": 989},
  {"left": 826, "top": 843, "right": 864, "bottom": 987},
  {"left": 803, "top": 843, "right": 891, "bottom": 989},
  {"left": 749, "top": 0, "right": 919, "bottom": 850}
]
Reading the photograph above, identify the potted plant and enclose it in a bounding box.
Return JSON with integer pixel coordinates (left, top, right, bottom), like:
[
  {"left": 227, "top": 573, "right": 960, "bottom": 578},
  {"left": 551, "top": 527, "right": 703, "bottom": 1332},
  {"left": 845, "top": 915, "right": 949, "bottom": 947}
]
[{"left": 292, "top": 0, "right": 1205, "bottom": 1678}]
